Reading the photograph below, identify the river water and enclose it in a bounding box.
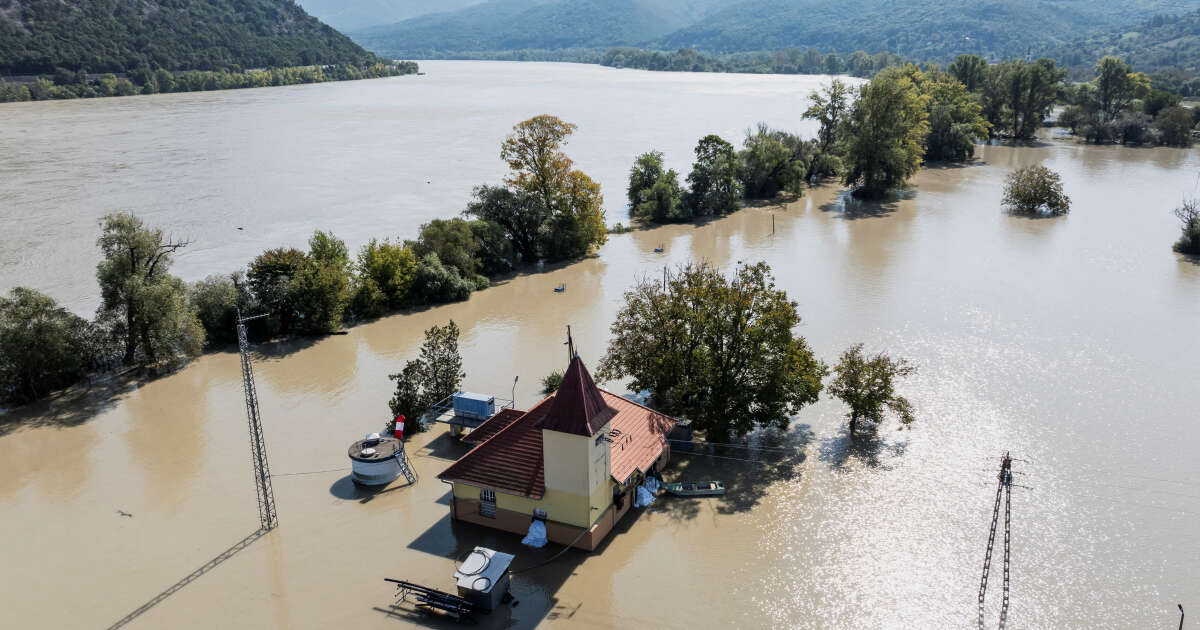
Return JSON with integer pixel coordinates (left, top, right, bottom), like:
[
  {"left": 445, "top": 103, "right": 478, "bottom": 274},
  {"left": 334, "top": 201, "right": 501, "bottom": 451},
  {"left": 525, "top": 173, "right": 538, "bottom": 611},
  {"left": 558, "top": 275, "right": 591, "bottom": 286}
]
[{"left": 2, "top": 62, "right": 1199, "bottom": 629}]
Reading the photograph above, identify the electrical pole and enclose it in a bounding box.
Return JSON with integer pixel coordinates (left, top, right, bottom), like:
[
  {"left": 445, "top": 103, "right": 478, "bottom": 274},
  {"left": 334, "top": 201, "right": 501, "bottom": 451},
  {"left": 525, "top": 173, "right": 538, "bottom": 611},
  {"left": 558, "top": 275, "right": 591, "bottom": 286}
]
[{"left": 236, "top": 312, "right": 278, "bottom": 531}]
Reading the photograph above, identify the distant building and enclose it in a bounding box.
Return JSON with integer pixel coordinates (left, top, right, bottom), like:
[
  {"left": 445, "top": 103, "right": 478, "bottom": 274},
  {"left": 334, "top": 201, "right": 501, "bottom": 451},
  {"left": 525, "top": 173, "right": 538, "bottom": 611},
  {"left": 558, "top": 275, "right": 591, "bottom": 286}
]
[{"left": 438, "top": 356, "right": 676, "bottom": 550}]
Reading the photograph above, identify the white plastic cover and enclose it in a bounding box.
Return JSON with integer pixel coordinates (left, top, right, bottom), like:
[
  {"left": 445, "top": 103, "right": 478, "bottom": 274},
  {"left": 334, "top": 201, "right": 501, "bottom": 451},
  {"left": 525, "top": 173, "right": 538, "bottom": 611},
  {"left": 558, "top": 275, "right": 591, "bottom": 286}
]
[
  {"left": 521, "top": 519, "right": 548, "bottom": 548},
  {"left": 644, "top": 476, "right": 662, "bottom": 494}
]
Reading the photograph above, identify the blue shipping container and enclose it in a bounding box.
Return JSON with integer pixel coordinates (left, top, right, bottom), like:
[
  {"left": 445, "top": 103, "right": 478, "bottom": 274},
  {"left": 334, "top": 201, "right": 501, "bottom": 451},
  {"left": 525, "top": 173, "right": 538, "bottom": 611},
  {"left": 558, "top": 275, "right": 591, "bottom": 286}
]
[{"left": 453, "top": 392, "right": 495, "bottom": 420}]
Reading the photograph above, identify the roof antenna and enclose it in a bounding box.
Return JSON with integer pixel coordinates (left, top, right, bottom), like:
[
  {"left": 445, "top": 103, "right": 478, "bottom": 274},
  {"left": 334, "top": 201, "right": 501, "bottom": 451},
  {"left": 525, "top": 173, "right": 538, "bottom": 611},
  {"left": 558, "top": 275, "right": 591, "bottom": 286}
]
[{"left": 565, "top": 325, "right": 576, "bottom": 365}]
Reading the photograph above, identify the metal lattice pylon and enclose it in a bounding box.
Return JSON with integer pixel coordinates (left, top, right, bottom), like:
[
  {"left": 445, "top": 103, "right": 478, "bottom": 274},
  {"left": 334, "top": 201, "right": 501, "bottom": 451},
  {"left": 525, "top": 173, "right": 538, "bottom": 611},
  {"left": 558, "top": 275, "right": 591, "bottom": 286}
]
[
  {"left": 978, "top": 452, "right": 1013, "bottom": 630},
  {"left": 237, "top": 312, "right": 278, "bottom": 531}
]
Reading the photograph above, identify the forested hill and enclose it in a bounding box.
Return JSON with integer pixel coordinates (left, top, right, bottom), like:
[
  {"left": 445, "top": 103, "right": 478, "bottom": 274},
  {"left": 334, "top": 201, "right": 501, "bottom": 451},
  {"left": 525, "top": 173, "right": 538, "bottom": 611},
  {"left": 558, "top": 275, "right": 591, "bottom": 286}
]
[
  {"left": 1041, "top": 9, "right": 1200, "bottom": 75},
  {"left": 296, "top": 0, "right": 483, "bottom": 32},
  {"left": 351, "top": 0, "right": 727, "bottom": 57},
  {"left": 0, "top": 0, "right": 378, "bottom": 75},
  {"left": 351, "top": 0, "right": 1200, "bottom": 62}
]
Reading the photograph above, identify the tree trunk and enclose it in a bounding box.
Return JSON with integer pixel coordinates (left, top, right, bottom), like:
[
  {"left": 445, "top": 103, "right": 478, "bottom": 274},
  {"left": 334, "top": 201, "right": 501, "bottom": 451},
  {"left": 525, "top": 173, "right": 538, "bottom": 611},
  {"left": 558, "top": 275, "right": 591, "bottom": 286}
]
[
  {"left": 123, "top": 303, "right": 136, "bottom": 365},
  {"left": 849, "top": 414, "right": 857, "bottom": 439}
]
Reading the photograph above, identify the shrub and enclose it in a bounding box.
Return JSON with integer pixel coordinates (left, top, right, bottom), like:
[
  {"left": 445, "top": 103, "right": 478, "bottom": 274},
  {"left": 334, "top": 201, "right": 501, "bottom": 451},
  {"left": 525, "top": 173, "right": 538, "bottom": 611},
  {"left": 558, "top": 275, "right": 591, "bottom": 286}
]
[
  {"left": 0, "top": 288, "right": 97, "bottom": 405},
  {"left": 1174, "top": 198, "right": 1200, "bottom": 256},
  {"left": 412, "top": 254, "right": 474, "bottom": 304},
  {"left": 541, "top": 369, "right": 564, "bottom": 393},
  {"left": 1154, "top": 107, "right": 1195, "bottom": 147},
  {"left": 189, "top": 274, "right": 245, "bottom": 347},
  {"left": 1002, "top": 165, "right": 1070, "bottom": 216}
]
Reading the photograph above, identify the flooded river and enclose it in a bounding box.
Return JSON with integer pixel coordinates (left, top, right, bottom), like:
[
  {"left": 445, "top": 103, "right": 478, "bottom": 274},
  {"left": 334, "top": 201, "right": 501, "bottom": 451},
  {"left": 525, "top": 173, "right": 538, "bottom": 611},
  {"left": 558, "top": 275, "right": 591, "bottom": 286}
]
[{"left": 2, "top": 62, "right": 1199, "bottom": 629}]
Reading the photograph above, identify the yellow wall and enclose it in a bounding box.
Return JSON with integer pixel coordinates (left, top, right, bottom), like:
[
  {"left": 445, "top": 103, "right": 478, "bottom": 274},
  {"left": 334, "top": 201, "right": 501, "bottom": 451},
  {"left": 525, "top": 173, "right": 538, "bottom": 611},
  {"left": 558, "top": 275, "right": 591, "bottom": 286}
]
[
  {"left": 541, "top": 428, "right": 589, "bottom": 496},
  {"left": 451, "top": 482, "right": 602, "bottom": 528}
]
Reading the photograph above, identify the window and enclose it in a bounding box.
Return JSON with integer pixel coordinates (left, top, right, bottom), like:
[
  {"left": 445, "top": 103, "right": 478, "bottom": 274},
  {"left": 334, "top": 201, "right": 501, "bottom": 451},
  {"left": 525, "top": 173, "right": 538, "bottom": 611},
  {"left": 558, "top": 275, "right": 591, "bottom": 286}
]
[{"left": 480, "top": 489, "right": 496, "bottom": 518}]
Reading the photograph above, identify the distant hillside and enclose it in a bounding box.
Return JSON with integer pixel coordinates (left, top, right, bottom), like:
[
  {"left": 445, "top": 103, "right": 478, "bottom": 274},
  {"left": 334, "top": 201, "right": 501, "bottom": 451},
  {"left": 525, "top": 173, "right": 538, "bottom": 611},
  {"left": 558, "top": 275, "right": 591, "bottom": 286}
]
[
  {"left": 350, "top": 0, "right": 1200, "bottom": 62},
  {"left": 656, "top": 0, "right": 1200, "bottom": 61},
  {"left": 296, "top": 0, "right": 484, "bottom": 32},
  {"left": 352, "top": 0, "right": 726, "bottom": 57},
  {"left": 1041, "top": 9, "right": 1200, "bottom": 74},
  {"left": 0, "top": 0, "right": 378, "bottom": 75}
]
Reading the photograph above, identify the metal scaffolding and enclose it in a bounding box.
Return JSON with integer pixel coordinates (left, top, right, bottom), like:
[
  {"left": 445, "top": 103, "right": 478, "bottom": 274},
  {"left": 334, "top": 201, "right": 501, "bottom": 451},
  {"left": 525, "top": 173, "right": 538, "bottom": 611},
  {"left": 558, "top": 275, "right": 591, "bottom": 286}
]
[{"left": 237, "top": 312, "right": 278, "bottom": 531}]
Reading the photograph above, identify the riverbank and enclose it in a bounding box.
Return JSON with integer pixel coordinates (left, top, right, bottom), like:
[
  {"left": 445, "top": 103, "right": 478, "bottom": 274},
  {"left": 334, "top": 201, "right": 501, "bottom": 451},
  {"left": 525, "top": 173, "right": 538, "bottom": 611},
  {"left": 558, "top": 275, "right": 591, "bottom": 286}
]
[
  {"left": 0, "top": 61, "right": 418, "bottom": 103},
  {"left": 2, "top": 132, "right": 1199, "bottom": 627}
]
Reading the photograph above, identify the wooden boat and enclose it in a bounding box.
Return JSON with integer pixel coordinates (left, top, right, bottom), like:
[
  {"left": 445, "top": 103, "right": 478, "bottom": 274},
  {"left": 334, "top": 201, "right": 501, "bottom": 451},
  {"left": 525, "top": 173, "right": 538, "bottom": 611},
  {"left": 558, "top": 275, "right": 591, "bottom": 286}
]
[{"left": 664, "top": 481, "right": 725, "bottom": 496}]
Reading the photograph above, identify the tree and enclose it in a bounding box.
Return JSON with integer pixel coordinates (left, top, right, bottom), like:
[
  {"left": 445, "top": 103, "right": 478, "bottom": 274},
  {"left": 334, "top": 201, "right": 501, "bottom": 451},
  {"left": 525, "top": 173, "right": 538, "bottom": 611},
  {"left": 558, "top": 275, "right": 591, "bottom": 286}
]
[
  {"left": 0, "top": 288, "right": 98, "bottom": 405},
  {"left": 842, "top": 66, "right": 930, "bottom": 198},
  {"left": 948, "top": 54, "right": 986, "bottom": 92},
  {"left": 636, "top": 168, "right": 686, "bottom": 222},
  {"left": 388, "top": 321, "right": 465, "bottom": 435},
  {"left": 922, "top": 73, "right": 990, "bottom": 161},
  {"left": 828, "top": 344, "right": 917, "bottom": 437},
  {"left": 628, "top": 150, "right": 666, "bottom": 208},
  {"left": 1153, "top": 106, "right": 1194, "bottom": 147},
  {"left": 598, "top": 262, "right": 826, "bottom": 441},
  {"left": 685, "top": 134, "right": 743, "bottom": 216},
  {"left": 1094, "top": 56, "right": 1149, "bottom": 122},
  {"left": 1002, "top": 165, "right": 1071, "bottom": 216},
  {"left": 408, "top": 218, "right": 481, "bottom": 275},
  {"left": 467, "top": 219, "right": 516, "bottom": 276},
  {"left": 308, "top": 230, "right": 350, "bottom": 269},
  {"left": 1173, "top": 197, "right": 1200, "bottom": 256},
  {"left": 500, "top": 115, "right": 606, "bottom": 261},
  {"left": 411, "top": 253, "right": 474, "bottom": 304},
  {"left": 356, "top": 238, "right": 416, "bottom": 309},
  {"left": 189, "top": 274, "right": 248, "bottom": 347},
  {"left": 247, "top": 247, "right": 308, "bottom": 335},
  {"left": 96, "top": 212, "right": 204, "bottom": 365},
  {"left": 739, "top": 124, "right": 809, "bottom": 199},
  {"left": 464, "top": 185, "right": 547, "bottom": 264},
  {"left": 803, "top": 78, "right": 851, "bottom": 165},
  {"left": 541, "top": 369, "right": 564, "bottom": 393},
  {"left": 290, "top": 259, "right": 350, "bottom": 334}
]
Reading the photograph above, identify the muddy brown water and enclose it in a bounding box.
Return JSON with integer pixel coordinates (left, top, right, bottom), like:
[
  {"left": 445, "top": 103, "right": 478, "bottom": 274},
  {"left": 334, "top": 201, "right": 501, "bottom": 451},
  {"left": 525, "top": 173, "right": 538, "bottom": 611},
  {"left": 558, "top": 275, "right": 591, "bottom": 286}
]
[{"left": 2, "top": 62, "right": 1200, "bottom": 629}]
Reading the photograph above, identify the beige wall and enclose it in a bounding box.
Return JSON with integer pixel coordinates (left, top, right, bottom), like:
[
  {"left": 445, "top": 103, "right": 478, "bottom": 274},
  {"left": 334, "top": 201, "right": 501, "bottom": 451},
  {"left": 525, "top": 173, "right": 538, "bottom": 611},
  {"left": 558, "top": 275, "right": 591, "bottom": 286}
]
[
  {"left": 541, "top": 428, "right": 589, "bottom": 496},
  {"left": 451, "top": 482, "right": 601, "bottom": 529}
]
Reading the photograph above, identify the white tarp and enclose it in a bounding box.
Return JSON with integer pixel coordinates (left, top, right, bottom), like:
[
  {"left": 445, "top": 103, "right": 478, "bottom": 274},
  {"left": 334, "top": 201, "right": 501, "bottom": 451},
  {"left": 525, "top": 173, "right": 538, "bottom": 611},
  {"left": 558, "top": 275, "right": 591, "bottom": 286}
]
[
  {"left": 634, "top": 485, "right": 656, "bottom": 508},
  {"left": 521, "top": 519, "right": 547, "bottom": 548}
]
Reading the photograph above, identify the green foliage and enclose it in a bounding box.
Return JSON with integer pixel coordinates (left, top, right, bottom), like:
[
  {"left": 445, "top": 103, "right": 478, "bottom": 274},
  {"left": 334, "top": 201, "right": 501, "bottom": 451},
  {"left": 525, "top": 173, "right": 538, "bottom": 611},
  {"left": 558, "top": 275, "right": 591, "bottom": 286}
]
[
  {"left": 598, "top": 261, "right": 826, "bottom": 441},
  {"left": 0, "top": 288, "right": 97, "bottom": 405},
  {"left": 388, "top": 321, "right": 465, "bottom": 435},
  {"left": 601, "top": 46, "right": 904, "bottom": 78},
  {"left": 464, "top": 185, "right": 548, "bottom": 264},
  {"left": 922, "top": 72, "right": 990, "bottom": 161},
  {"left": 1153, "top": 106, "right": 1195, "bottom": 147},
  {"left": 1173, "top": 198, "right": 1200, "bottom": 256},
  {"left": 408, "top": 218, "right": 482, "bottom": 275},
  {"left": 828, "top": 344, "right": 917, "bottom": 436},
  {"left": 628, "top": 150, "right": 686, "bottom": 222},
  {"left": 1042, "top": 9, "right": 1200, "bottom": 79},
  {"left": 842, "top": 66, "right": 930, "bottom": 197},
  {"left": 541, "top": 369, "right": 565, "bottom": 393},
  {"left": 738, "top": 124, "right": 810, "bottom": 199},
  {"left": 1002, "top": 166, "right": 1071, "bottom": 216},
  {"left": 290, "top": 259, "right": 351, "bottom": 334},
  {"left": 803, "top": 79, "right": 851, "bottom": 177},
  {"left": 500, "top": 115, "right": 607, "bottom": 261},
  {"left": 188, "top": 274, "right": 248, "bottom": 347},
  {"left": 948, "top": 54, "right": 986, "bottom": 92},
  {"left": 246, "top": 247, "right": 309, "bottom": 335},
  {"left": 96, "top": 212, "right": 204, "bottom": 365},
  {"left": 1142, "top": 88, "right": 1181, "bottom": 118},
  {"left": 411, "top": 254, "right": 475, "bottom": 304},
  {"left": 309, "top": 230, "right": 350, "bottom": 270},
  {"left": 0, "top": 0, "right": 382, "bottom": 75},
  {"left": 685, "top": 134, "right": 743, "bottom": 216},
  {"left": 981, "top": 59, "right": 1066, "bottom": 139},
  {"left": 356, "top": 238, "right": 416, "bottom": 310},
  {"left": 1093, "top": 56, "right": 1151, "bottom": 121},
  {"left": 467, "top": 219, "right": 516, "bottom": 275}
]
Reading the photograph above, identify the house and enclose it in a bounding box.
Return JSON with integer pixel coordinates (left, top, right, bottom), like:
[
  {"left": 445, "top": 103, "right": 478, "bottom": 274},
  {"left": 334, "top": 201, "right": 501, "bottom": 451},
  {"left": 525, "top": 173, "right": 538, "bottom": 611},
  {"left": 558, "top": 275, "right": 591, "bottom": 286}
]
[{"left": 437, "top": 356, "right": 677, "bottom": 550}]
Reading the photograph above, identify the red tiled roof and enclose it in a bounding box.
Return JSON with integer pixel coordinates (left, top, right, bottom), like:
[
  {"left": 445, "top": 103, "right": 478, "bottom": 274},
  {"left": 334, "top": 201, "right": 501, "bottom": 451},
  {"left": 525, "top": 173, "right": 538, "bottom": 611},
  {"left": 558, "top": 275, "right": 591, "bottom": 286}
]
[
  {"left": 602, "top": 392, "right": 676, "bottom": 484},
  {"left": 438, "top": 379, "right": 677, "bottom": 498},
  {"left": 438, "top": 397, "right": 553, "bottom": 498},
  {"left": 540, "top": 356, "right": 615, "bottom": 437},
  {"left": 461, "top": 408, "right": 525, "bottom": 444}
]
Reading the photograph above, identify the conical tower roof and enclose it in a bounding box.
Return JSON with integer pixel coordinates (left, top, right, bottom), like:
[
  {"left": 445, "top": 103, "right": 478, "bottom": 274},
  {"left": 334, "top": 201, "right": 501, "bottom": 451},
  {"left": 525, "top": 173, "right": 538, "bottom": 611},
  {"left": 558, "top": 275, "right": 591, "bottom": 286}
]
[{"left": 541, "top": 356, "right": 615, "bottom": 437}]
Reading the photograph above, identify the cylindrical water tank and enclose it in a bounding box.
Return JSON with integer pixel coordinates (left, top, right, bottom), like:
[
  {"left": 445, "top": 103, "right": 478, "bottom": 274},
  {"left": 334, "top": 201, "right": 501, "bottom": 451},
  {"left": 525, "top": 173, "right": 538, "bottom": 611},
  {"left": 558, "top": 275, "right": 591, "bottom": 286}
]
[{"left": 348, "top": 438, "right": 403, "bottom": 486}]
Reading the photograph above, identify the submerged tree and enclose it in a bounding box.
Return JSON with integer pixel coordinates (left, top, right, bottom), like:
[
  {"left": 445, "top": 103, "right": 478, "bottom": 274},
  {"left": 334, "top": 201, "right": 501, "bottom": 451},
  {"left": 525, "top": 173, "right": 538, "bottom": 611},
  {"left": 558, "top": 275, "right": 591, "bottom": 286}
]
[
  {"left": 922, "top": 72, "right": 991, "bottom": 161},
  {"left": 738, "top": 124, "right": 810, "bottom": 199},
  {"left": 685, "top": 134, "right": 743, "bottom": 216},
  {"left": 828, "top": 344, "right": 917, "bottom": 437},
  {"left": 1173, "top": 197, "right": 1200, "bottom": 256},
  {"left": 500, "top": 115, "right": 606, "bottom": 261},
  {"left": 598, "top": 262, "right": 826, "bottom": 441},
  {"left": 96, "top": 212, "right": 204, "bottom": 365},
  {"left": 388, "top": 321, "right": 465, "bottom": 435},
  {"left": 0, "top": 288, "right": 98, "bottom": 405},
  {"left": 842, "top": 66, "right": 930, "bottom": 197},
  {"left": 1002, "top": 165, "right": 1071, "bottom": 216},
  {"left": 803, "top": 78, "right": 851, "bottom": 178}
]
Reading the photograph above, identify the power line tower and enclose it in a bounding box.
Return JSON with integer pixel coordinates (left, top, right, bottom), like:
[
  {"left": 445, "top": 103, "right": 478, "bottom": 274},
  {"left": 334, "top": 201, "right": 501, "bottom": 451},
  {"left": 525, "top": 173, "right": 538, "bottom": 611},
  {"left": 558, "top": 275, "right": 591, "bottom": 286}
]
[
  {"left": 237, "top": 312, "right": 278, "bottom": 531},
  {"left": 978, "top": 452, "right": 1017, "bottom": 629}
]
